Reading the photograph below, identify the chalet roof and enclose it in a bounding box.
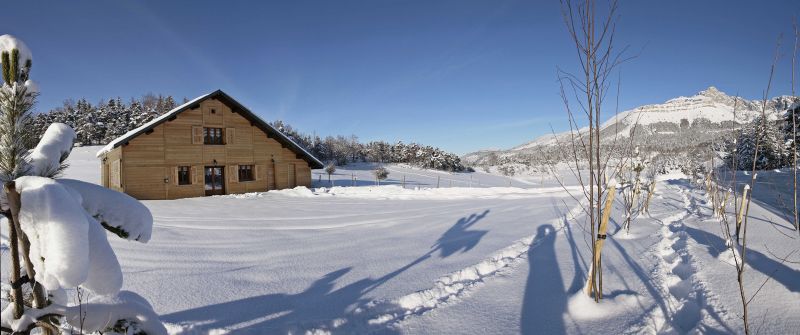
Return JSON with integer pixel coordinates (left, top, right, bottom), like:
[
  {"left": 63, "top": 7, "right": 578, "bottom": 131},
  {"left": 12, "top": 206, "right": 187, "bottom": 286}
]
[{"left": 96, "top": 90, "right": 324, "bottom": 169}]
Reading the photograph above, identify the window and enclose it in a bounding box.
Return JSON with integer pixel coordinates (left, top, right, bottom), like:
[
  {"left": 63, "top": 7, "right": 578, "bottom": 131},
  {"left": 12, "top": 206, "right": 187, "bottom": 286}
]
[
  {"left": 178, "top": 166, "right": 192, "bottom": 185},
  {"left": 238, "top": 165, "right": 254, "bottom": 182},
  {"left": 204, "top": 127, "right": 224, "bottom": 145}
]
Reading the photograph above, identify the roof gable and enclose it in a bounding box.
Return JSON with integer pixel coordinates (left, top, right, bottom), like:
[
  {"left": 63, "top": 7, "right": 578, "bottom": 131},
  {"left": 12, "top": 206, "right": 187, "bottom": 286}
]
[{"left": 96, "top": 90, "right": 324, "bottom": 169}]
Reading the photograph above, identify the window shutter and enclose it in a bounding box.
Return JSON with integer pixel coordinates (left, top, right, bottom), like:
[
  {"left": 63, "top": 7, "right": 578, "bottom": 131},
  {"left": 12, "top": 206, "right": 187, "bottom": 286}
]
[
  {"left": 229, "top": 165, "right": 238, "bottom": 183},
  {"left": 226, "top": 128, "right": 235, "bottom": 145},
  {"left": 173, "top": 167, "right": 179, "bottom": 186},
  {"left": 255, "top": 165, "right": 262, "bottom": 181},
  {"left": 191, "top": 166, "right": 198, "bottom": 185},
  {"left": 192, "top": 126, "right": 203, "bottom": 144},
  {"left": 110, "top": 160, "right": 121, "bottom": 188}
]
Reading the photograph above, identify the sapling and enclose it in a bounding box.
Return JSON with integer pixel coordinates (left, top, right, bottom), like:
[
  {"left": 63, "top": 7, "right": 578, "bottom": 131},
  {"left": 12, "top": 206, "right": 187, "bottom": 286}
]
[
  {"left": 620, "top": 148, "right": 646, "bottom": 234},
  {"left": 791, "top": 21, "right": 799, "bottom": 232},
  {"left": 554, "top": 0, "right": 640, "bottom": 301},
  {"left": 324, "top": 162, "right": 336, "bottom": 187},
  {"left": 716, "top": 37, "right": 780, "bottom": 335},
  {"left": 374, "top": 166, "right": 388, "bottom": 185}
]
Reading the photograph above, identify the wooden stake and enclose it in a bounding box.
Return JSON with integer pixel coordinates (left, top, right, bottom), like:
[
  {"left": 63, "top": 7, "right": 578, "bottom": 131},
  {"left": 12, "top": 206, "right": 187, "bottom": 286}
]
[
  {"left": 736, "top": 185, "right": 750, "bottom": 239},
  {"left": 585, "top": 182, "right": 616, "bottom": 297},
  {"left": 720, "top": 189, "right": 731, "bottom": 216},
  {"left": 644, "top": 182, "right": 655, "bottom": 212}
]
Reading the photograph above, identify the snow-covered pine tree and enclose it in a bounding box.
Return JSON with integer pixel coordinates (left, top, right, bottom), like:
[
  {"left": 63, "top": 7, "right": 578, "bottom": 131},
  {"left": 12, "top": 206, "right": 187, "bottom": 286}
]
[
  {"left": 786, "top": 103, "right": 799, "bottom": 158},
  {"left": 0, "top": 34, "right": 42, "bottom": 324},
  {"left": 103, "top": 97, "right": 129, "bottom": 143},
  {"left": 0, "top": 35, "right": 166, "bottom": 335},
  {"left": 728, "top": 116, "right": 785, "bottom": 170}
]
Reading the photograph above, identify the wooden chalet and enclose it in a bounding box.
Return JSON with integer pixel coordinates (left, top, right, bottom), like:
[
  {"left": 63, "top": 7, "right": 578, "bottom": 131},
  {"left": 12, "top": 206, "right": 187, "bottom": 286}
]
[{"left": 97, "top": 90, "right": 323, "bottom": 200}]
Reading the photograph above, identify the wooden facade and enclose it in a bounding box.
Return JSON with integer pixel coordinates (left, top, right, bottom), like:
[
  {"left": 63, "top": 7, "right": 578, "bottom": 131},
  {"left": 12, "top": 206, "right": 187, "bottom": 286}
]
[{"left": 98, "top": 90, "right": 323, "bottom": 200}]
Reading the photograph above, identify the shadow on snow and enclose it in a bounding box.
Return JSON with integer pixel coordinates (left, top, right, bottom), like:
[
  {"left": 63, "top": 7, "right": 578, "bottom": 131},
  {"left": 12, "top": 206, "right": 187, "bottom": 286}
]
[{"left": 163, "top": 210, "right": 491, "bottom": 333}]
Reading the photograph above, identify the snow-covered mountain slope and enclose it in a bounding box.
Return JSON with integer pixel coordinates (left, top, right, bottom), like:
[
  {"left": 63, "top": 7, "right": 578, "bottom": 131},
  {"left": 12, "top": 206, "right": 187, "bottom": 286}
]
[
  {"left": 512, "top": 86, "right": 793, "bottom": 151},
  {"left": 463, "top": 87, "right": 796, "bottom": 169}
]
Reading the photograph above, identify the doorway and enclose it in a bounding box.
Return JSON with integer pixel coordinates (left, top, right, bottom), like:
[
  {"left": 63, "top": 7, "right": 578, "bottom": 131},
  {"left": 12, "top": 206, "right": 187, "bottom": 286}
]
[{"left": 205, "top": 166, "right": 225, "bottom": 196}]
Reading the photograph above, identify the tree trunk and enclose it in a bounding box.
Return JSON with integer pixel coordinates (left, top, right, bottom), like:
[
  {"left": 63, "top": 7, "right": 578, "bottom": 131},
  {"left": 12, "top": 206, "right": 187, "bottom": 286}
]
[
  {"left": 5, "top": 211, "right": 24, "bottom": 319},
  {"left": 6, "top": 181, "right": 48, "bottom": 309},
  {"left": 5, "top": 182, "right": 54, "bottom": 335}
]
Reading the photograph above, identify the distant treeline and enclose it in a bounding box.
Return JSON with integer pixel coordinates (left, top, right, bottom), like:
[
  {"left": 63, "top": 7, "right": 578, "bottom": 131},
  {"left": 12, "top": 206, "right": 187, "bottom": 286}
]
[
  {"left": 30, "top": 95, "right": 471, "bottom": 172},
  {"left": 270, "top": 121, "right": 472, "bottom": 172},
  {"left": 30, "top": 94, "right": 180, "bottom": 145}
]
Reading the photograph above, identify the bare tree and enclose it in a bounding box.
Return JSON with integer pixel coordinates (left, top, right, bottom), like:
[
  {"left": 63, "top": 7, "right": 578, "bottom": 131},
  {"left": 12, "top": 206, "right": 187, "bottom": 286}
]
[
  {"left": 374, "top": 166, "right": 389, "bottom": 185},
  {"left": 792, "top": 20, "right": 799, "bottom": 232},
  {"left": 324, "top": 162, "right": 336, "bottom": 187},
  {"left": 557, "top": 0, "right": 635, "bottom": 301},
  {"left": 716, "top": 37, "right": 781, "bottom": 335},
  {"left": 619, "top": 147, "right": 646, "bottom": 234}
]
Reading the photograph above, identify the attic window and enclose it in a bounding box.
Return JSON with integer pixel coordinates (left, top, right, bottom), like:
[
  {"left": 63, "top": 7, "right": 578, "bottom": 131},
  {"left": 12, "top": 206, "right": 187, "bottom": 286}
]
[
  {"left": 204, "top": 127, "right": 224, "bottom": 145},
  {"left": 211, "top": 108, "right": 216, "bottom": 114}
]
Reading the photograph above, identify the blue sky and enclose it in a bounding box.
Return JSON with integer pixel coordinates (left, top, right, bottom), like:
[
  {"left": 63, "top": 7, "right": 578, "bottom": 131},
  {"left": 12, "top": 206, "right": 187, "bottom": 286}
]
[{"left": 4, "top": 0, "right": 800, "bottom": 154}]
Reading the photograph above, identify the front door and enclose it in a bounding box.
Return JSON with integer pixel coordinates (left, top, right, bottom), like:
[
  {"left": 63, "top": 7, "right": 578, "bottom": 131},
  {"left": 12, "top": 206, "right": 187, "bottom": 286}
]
[{"left": 205, "top": 166, "right": 225, "bottom": 196}]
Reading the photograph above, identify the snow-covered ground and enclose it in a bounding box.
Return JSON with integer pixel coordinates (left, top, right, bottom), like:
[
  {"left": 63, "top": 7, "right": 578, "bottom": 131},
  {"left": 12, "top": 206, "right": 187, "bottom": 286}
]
[{"left": 3, "top": 146, "right": 798, "bottom": 334}]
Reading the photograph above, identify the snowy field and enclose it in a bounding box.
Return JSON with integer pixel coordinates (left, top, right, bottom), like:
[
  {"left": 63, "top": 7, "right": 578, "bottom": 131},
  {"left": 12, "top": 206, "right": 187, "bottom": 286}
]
[{"left": 2, "top": 146, "right": 799, "bottom": 334}]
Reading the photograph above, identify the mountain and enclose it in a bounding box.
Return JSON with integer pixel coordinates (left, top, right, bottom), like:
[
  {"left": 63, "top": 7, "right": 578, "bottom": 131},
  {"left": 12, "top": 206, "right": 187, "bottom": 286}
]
[{"left": 465, "top": 87, "right": 796, "bottom": 166}]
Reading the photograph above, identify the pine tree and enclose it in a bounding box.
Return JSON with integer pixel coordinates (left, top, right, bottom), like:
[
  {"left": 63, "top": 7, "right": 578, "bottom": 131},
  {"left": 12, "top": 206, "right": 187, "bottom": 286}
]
[
  {"left": 0, "top": 34, "right": 55, "bottom": 326},
  {"left": 0, "top": 35, "right": 37, "bottom": 183},
  {"left": 728, "top": 116, "right": 785, "bottom": 170},
  {"left": 786, "top": 104, "right": 799, "bottom": 160}
]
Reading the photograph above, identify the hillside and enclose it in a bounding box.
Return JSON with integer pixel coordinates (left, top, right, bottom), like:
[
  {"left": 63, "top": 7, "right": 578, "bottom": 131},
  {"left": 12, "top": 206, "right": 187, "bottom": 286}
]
[{"left": 465, "top": 87, "right": 796, "bottom": 167}]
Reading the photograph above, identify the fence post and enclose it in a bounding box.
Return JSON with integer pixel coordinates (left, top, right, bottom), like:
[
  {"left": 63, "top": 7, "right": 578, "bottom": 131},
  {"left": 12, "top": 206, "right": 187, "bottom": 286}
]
[{"left": 437, "top": 175, "right": 440, "bottom": 188}]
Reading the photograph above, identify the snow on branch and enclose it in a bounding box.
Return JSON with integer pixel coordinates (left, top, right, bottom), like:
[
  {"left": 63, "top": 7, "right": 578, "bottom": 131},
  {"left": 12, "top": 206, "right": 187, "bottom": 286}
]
[
  {"left": 27, "top": 123, "right": 75, "bottom": 177},
  {"left": 15, "top": 176, "right": 91, "bottom": 290},
  {"left": 58, "top": 178, "right": 153, "bottom": 242},
  {"left": 1, "top": 291, "right": 167, "bottom": 335},
  {"left": 15, "top": 176, "right": 127, "bottom": 296}
]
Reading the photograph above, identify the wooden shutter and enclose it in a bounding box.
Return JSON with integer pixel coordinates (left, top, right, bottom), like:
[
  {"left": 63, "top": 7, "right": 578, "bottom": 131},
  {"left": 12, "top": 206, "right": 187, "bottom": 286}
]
[
  {"left": 226, "top": 128, "right": 235, "bottom": 145},
  {"left": 255, "top": 165, "right": 262, "bottom": 181},
  {"left": 110, "top": 159, "right": 121, "bottom": 188},
  {"left": 192, "top": 126, "right": 203, "bottom": 144},
  {"left": 229, "top": 165, "right": 238, "bottom": 183},
  {"left": 172, "top": 167, "right": 179, "bottom": 185},
  {"left": 191, "top": 166, "right": 199, "bottom": 185}
]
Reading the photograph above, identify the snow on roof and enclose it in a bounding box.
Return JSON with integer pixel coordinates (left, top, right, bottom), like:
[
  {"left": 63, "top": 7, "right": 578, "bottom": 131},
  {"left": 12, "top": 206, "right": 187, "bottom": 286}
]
[
  {"left": 96, "top": 92, "right": 212, "bottom": 157},
  {"left": 95, "top": 90, "right": 324, "bottom": 168}
]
